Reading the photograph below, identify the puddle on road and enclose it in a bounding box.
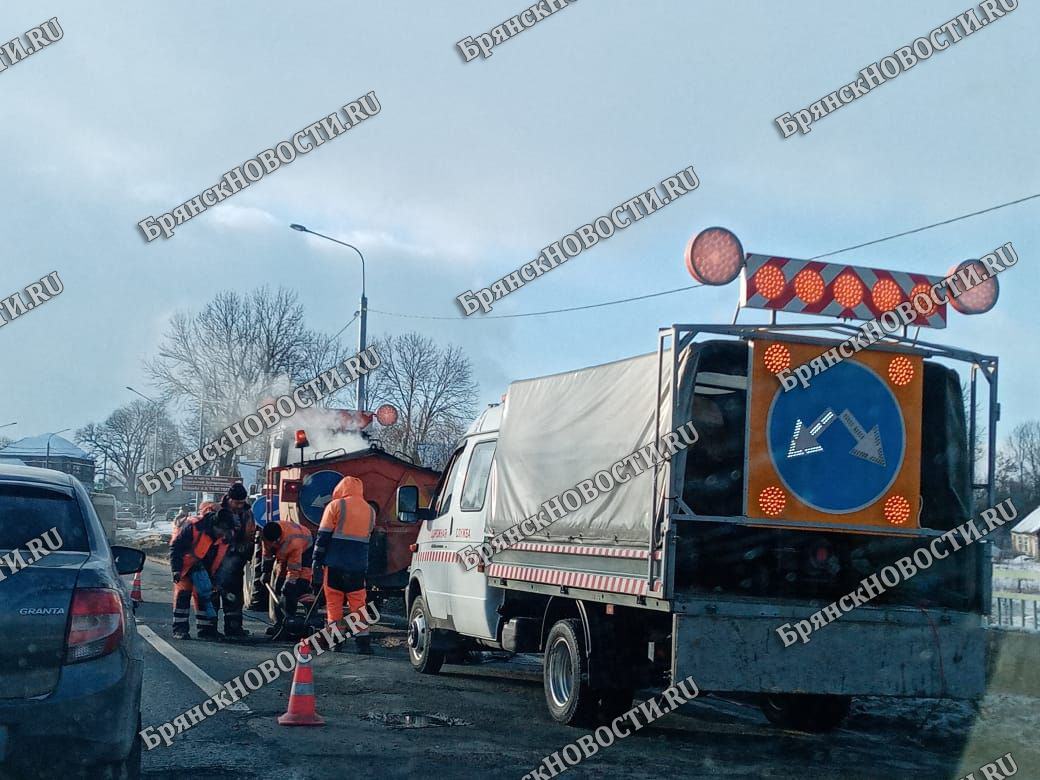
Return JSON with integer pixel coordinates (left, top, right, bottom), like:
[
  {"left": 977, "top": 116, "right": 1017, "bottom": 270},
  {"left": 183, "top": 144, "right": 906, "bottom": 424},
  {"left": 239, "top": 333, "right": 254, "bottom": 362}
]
[{"left": 360, "top": 711, "right": 473, "bottom": 729}]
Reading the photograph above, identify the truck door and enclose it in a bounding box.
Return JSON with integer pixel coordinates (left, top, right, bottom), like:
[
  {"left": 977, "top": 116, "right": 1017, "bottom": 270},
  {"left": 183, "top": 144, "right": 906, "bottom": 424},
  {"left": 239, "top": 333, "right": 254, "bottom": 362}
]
[
  {"left": 417, "top": 445, "right": 468, "bottom": 621},
  {"left": 446, "top": 438, "right": 502, "bottom": 640}
]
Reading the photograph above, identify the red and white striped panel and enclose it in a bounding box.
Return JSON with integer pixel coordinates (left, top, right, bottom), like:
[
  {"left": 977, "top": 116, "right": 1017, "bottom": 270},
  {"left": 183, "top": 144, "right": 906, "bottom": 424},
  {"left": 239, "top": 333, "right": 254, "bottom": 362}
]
[
  {"left": 487, "top": 563, "right": 664, "bottom": 596},
  {"left": 412, "top": 550, "right": 461, "bottom": 564},
  {"left": 509, "top": 542, "right": 662, "bottom": 561},
  {"left": 741, "top": 254, "right": 947, "bottom": 329}
]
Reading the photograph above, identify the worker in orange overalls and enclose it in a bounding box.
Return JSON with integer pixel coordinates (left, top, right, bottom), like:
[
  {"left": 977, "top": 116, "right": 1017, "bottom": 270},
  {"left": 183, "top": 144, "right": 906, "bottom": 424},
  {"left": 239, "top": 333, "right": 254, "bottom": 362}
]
[
  {"left": 260, "top": 519, "right": 314, "bottom": 628},
  {"left": 170, "top": 509, "right": 234, "bottom": 640},
  {"left": 313, "top": 476, "right": 375, "bottom": 654}
]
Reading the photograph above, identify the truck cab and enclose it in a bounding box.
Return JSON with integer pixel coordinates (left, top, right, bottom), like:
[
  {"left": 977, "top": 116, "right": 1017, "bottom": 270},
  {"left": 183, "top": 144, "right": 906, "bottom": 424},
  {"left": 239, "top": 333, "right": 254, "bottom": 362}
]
[{"left": 406, "top": 405, "right": 503, "bottom": 666}]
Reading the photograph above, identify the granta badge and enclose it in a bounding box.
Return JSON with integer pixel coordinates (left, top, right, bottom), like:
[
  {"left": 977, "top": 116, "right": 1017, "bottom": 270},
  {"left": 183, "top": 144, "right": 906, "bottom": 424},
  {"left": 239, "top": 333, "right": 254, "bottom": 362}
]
[{"left": 19, "top": 607, "right": 66, "bottom": 615}]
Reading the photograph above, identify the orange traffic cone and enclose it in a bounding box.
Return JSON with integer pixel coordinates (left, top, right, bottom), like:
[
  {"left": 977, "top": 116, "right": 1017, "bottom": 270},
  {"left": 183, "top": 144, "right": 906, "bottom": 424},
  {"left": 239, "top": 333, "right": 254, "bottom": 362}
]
[
  {"left": 130, "top": 572, "right": 143, "bottom": 604},
  {"left": 278, "top": 640, "right": 325, "bottom": 726}
]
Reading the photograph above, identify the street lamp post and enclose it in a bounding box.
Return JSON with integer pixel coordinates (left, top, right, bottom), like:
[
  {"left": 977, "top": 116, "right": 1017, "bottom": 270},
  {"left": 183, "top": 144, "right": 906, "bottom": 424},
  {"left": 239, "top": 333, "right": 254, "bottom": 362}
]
[
  {"left": 45, "top": 428, "right": 71, "bottom": 470},
  {"left": 289, "top": 223, "right": 368, "bottom": 412},
  {"left": 127, "top": 387, "right": 160, "bottom": 515}
]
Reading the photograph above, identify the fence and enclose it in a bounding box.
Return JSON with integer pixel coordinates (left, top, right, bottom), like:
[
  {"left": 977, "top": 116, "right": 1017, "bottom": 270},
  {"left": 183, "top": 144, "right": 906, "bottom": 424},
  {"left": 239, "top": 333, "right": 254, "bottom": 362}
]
[{"left": 990, "top": 596, "right": 1040, "bottom": 630}]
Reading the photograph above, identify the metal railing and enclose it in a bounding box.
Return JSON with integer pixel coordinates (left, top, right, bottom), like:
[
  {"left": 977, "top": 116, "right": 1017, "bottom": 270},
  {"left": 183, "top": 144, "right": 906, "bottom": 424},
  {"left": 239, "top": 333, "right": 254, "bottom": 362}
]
[{"left": 991, "top": 596, "right": 1040, "bottom": 630}]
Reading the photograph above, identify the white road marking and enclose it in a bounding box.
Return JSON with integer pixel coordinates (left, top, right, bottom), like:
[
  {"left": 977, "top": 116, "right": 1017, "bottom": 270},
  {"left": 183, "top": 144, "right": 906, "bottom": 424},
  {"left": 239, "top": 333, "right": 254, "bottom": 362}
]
[{"left": 137, "top": 624, "right": 250, "bottom": 712}]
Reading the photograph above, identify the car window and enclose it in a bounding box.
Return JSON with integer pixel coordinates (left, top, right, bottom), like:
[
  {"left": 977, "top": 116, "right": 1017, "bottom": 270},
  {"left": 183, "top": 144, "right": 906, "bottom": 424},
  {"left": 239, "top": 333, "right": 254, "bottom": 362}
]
[
  {"left": 460, "top": 442, "right": 496, "bottom": 512},
  {"left": 0, "top": 484, "right": 90, "bottom": 552},
  {"left": 434, "top": 448, "right": 467, "bottom": 517}
]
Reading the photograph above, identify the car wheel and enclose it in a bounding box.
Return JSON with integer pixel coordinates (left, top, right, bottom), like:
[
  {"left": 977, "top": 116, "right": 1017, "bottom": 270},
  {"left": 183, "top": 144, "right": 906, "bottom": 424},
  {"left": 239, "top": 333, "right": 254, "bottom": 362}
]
[
  {"left": 407, "top": 595, "right": 445, "bottom": 674},
  {"left": 760, "top": 693, "right": 851, "bottom": 732},
  {"left": 543, "top": 619, "right": 598, "bottom": 727}
]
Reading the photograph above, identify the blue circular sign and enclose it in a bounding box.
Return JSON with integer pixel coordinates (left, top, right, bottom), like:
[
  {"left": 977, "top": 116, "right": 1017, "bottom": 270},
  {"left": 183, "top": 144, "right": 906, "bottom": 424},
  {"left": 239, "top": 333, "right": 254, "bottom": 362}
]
[
  {"left": 252, "top": 495, "right": 279, "bottom": 527},
  {"left": 300, "top": 470, "right": 343, "bottom": 525},
  {"left": 766, "top": 360, "right": 904, "bottom": 513}
]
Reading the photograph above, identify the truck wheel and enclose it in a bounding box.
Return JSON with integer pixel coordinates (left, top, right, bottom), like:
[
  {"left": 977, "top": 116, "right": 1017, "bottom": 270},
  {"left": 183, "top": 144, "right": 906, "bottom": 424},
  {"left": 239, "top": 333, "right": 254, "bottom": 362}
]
[
  {"left": 544, "top": 619, "right": 598, "bottom": 727},
  {"left": 407, "top": 595, "right": 445, "bottom": 674},
  {"left": 760, "top": 694, "right": 851, "bottom": 732}
]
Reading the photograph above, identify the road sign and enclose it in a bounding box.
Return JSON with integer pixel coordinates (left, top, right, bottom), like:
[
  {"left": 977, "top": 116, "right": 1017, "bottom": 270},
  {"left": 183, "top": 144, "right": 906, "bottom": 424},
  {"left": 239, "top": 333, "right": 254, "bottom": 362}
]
[
  {"left": 181, "top": 474, "right": 238, "bottom": 493},
  {"left": 767, "top": 361, "right": 903, "bottom": 513},
  {"left": 252, "top": 495, "right": 280, "bottom": 527},
  {"left": 746, "top": 339, "right": 923, "bottom": 531},
  {"left": 299, "top": 469, "right": 343, "bottom": 525}
]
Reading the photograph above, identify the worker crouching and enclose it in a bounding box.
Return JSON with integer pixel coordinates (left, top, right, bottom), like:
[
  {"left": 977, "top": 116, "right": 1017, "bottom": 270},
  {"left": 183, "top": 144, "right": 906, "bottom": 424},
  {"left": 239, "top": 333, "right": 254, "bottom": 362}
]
[
  {"left": 313, "top": 476, "right": 375, "bottom": 654},
  {"left": 170, "top": 509, "right": 234, "bottom": 640},
  {"left": 260, "top": 519, "right": 314, "bottom": 631}
]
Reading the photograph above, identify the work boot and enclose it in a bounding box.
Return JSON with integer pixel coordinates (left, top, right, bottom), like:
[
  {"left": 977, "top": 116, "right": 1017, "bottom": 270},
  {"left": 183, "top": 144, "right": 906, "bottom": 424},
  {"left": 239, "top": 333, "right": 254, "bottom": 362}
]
[
  {"left": 197, "top": 628, "right": 224, "bottom": 641},
  {"left": 355, "top": 636, "right": 373, "bottom": 655},
  {"left": 224, "top": 626, "right": 251, "bottom": 638},
  {"left": 172, "top": 629, "right": 192, "bottom": 641}
]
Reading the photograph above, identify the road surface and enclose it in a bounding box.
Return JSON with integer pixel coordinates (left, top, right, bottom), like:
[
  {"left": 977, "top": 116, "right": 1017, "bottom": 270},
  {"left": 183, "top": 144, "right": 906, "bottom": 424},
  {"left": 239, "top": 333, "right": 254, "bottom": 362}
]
[{"left": 129, "top": 560, "right": 1036, "bottom": 780}]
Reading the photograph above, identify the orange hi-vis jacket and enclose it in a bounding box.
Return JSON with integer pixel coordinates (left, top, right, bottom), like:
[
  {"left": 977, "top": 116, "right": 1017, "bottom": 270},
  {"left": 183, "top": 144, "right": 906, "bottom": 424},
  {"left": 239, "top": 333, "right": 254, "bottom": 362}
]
[
  {"left": 262, "top": 519, "right": 313, "bottom": 582},
  {"left": 170, "top": 516, "right": 228, "bottom": 579},
  {"left": 314, "top": 476, "right": 375, "bottom": 572}
]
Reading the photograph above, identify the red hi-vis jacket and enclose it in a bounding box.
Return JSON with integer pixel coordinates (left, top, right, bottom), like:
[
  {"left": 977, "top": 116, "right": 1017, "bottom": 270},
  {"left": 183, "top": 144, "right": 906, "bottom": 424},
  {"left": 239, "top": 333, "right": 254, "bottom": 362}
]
[
  {"left": 170, "top": 515, "right": 228, "bottom": 579},
  {"left": 314, "top": 476, "right": 375, "bottom": 573},
  {"left": 262, "top": 519, "right": 313, "bottom": 582}
]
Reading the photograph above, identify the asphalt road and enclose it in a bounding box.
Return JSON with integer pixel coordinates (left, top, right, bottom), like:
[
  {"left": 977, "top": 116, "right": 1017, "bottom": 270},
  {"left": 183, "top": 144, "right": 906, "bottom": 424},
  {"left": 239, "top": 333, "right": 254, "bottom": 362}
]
[{"left": 133, "top": 559, "right": 1038, "bottom": 780}]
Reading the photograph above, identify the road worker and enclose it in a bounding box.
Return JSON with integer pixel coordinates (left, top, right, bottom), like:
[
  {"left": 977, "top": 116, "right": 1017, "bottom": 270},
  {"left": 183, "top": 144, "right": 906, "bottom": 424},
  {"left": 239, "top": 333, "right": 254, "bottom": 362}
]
[
  {"left": 215, "top": 483, "right": 256, "bottom": 638},
  {"left": 313, "top": 476, "right": 375, "bottom": 654},
  {"left": 170, "top": 509, "right": 234, "bottom": 640},
  {"left": 260, "top": 519, "right": 314, "bottom": 627},
  {"left": 170, "top": 501, "right": 217, "bottom": 545}
]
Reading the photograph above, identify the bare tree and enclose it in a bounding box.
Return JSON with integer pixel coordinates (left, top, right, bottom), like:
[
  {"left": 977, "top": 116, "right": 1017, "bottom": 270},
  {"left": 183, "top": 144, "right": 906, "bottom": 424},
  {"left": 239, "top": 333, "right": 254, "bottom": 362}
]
[
  {"left": 76, "top": 401, "right": 183, "bottom": 499},
  {"left": 0, "top": 436, "right": 12, "bottom": 451},
  {"left": 368, "top": 332, "right": 479, "bottom": 469},
  {"left": 147, "top": 287, "right": 357, "bottom": 474}
]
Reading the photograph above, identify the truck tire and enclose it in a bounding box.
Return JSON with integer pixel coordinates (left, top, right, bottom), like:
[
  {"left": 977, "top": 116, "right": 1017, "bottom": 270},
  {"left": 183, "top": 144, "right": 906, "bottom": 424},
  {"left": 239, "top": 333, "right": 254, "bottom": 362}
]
[
  {"left": 544, "top": 619, "right": 598, "bottom": 727},
  {"left": 760, "top": 693, "right": 851, "bottom": 732},
  {"left": 407, "top": 595, "right": 445, "bottom": 674}
]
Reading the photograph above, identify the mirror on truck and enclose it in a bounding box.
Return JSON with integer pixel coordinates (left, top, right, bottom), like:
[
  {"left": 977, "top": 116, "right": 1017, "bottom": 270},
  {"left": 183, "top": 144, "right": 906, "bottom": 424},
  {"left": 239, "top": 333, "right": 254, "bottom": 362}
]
[{"left": 397, "top": 485, "right": 419, "bottom": 523}]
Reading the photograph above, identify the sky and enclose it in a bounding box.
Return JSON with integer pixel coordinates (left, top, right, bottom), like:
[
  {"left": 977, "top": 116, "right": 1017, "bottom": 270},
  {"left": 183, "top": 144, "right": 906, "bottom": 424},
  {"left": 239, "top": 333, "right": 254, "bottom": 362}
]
[{"left": 1, "top": 1, "right": 1036, "bottom": 453}]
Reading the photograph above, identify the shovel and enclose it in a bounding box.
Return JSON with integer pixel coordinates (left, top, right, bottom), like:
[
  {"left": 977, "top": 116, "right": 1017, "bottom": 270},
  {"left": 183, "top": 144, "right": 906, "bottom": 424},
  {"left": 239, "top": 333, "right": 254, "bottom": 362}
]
[{"left": 266, "top": 581, "right": 324, "bottom": 642}]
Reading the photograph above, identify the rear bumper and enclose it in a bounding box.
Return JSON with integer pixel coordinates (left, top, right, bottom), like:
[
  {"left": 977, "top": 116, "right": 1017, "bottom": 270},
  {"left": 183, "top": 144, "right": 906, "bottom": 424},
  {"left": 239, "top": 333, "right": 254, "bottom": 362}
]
[
  {"left": 0, "top": 648, "right": 142, "bottom": 766},
  {"left": 672, "top": 596, "right": 988, "bottom": 698}
]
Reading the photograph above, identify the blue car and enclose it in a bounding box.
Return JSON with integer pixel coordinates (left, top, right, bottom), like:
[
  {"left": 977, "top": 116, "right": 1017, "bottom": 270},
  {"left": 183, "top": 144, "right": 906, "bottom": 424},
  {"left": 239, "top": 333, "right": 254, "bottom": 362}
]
[{"left": 0, "top": 464, "right": 145, "bottom": 778}]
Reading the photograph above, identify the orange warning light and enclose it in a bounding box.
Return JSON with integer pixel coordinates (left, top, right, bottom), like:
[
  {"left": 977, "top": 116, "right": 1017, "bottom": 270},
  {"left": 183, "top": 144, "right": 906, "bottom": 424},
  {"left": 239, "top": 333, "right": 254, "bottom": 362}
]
[
  {"left": 871, "top": 278, "right": 905, "bottom": 313},
  {"left": 758, "top": 486, "right": 787, "bottom": 517},
  {"left": 763, "top": 343, "right": 791, "bottom": 374},
  {"left": 754, "top": 265, "right": 786, "bottom": 300},
  {"left": 888, "top": 355, "right": 914, "bottom": 386},
  {"left": 793, "top": 269, "right": 825, "bottom": 304},
  {"left": 833, "top": 272, "right": 864, "bottom": 309},
  {"left": 910, "top": 283, "right": 936, "bottom": 317},
  {"left": 884, "top": 495, "right": 911, "bottom": 525}
]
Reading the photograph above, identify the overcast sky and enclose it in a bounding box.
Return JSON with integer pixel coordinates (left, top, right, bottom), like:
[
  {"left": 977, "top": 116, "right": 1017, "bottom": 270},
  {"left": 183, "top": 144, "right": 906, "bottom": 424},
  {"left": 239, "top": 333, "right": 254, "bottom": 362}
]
[{"left": 1, "top": 1, "right": 1036, "bottom": 450}]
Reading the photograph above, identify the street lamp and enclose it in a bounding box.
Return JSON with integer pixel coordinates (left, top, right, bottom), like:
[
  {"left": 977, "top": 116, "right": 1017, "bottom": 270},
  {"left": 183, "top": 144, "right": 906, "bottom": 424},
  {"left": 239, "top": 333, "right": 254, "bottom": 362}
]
[
  {"left": 127, "top": 386, "right": 161, "bottom": 514},
  {"left": 289, "top": 223, "right": 369, "bottom": 411},
  {"left": 0, "top": 422, "right": 16, "bottom": 429},
  {"left": 45, "top": 428, "right": 71, "bottom": 470}
]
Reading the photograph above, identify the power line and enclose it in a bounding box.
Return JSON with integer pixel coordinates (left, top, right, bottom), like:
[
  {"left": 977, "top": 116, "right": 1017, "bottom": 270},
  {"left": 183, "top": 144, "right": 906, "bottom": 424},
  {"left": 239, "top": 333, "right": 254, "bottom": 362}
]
[
  {"left": 370, "top": 283, "right": 704, "bottom": 321},
  {"left": 331, "top": 312, "right": 358, "bottom": 339},
  {"left": 371, "top": 192, "right": 1038, "bottom": 322},
  {"left": 809, "top": 192, "right": 1040, "bottom": 260}
]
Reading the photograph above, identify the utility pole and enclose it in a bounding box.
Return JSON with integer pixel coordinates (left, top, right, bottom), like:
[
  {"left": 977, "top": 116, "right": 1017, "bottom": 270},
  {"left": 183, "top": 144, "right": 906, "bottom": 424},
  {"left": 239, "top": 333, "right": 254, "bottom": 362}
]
[
  {"left": 289, "top": 223, "right": 368, "bottom": 411},
  {"left": 127, "top": 387, "right": 160, "bottom": 515}
]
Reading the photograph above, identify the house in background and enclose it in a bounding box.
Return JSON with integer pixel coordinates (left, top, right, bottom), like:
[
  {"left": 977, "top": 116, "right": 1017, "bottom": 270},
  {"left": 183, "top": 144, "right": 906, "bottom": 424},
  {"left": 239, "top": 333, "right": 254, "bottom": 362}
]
[
  {"left": 1009, "top": 506, "right": 1040, "bottom": 559},
  {"left": 0, "top": 434, "right": 95, "bottom": 484}
]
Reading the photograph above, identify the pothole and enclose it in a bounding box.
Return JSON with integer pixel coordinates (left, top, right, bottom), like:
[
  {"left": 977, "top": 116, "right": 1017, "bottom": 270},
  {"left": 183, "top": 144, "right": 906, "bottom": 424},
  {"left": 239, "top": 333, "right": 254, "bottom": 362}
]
[{"left": 359, "top": 711, "right": 473, "bottom": 729}]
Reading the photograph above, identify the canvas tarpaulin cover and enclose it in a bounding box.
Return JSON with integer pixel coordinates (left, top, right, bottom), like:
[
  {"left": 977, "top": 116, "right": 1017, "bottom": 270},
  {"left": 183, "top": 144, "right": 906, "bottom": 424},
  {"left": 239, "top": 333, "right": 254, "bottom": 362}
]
[{"left": 491, "top": 350, "right": 677, "bottom": 548}]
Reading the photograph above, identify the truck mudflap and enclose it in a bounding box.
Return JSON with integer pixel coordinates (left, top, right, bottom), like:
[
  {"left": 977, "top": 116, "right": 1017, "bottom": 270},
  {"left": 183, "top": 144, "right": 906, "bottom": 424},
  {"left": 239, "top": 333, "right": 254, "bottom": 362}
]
[{"left": 672, "top": 597, "right": 988, "bottom": 698}]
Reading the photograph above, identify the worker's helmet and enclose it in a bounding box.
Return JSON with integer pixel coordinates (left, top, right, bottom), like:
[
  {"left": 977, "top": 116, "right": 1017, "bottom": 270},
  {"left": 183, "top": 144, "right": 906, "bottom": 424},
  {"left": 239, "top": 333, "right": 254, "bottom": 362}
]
[{"left": 262, "top": 522, "right": 282, "bottom": 542}]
